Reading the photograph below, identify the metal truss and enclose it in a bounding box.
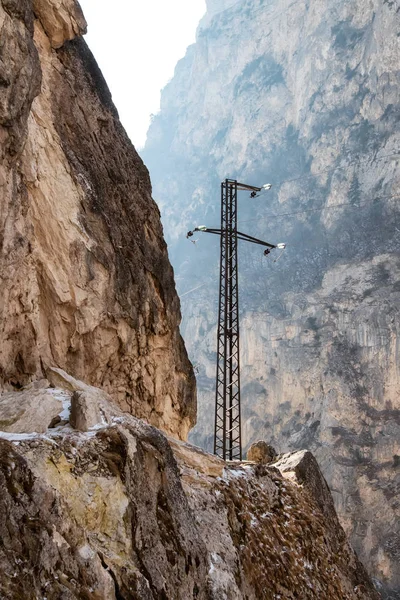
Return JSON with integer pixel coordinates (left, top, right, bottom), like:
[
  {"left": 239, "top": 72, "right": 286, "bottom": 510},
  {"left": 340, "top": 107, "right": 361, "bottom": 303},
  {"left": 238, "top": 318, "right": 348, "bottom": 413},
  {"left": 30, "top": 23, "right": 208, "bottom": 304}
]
[{"left": 187, "top": 179, "right": 278, "bottom": 461}]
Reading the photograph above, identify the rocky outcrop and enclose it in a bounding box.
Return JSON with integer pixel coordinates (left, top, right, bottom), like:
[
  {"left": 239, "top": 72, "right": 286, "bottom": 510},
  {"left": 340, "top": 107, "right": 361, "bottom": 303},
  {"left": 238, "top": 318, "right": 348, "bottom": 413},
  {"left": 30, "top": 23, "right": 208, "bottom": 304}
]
[
  {"left": 142, "top": 0, "right": 400, "bottom": 594},
  {"left": 0, "top": 380, "right": 380, "bottom": 599},
  {"left": 0, "top": 0, "right": 195, "bottom": 439}
]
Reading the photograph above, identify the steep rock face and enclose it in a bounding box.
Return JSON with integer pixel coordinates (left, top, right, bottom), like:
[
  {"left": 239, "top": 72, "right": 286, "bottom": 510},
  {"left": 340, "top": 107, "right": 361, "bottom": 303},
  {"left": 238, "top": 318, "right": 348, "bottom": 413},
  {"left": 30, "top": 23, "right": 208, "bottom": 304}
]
[
  {"left": 0, "top": 0, "right": 195, "bottom": 439},
  {"left": 0, "top": 380, "right": 379, "bottom": 599},
  {"left": 142, "top": 0, "right": 400, "bottom": 594}
]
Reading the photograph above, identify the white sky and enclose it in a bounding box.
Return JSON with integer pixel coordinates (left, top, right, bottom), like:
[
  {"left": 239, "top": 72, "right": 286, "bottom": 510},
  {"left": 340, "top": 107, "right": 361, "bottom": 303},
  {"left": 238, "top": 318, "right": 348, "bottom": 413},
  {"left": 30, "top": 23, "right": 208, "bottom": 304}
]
[{"left": 78, "top": 0, "right": 206, "bottom": 149}]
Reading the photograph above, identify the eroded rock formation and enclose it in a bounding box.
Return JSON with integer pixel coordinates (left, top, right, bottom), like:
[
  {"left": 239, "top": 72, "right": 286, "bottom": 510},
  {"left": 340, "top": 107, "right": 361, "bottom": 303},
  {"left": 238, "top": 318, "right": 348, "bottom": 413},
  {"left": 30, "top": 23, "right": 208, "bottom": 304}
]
[
  {"left": 0, "top": 379, "right": 379, "bottom": 599},
  {"left": 142, "top": 0, "right": 400, "bottom": 595},
  {"left": 0, "top": 0, "right": 195, "bottom": 439}
]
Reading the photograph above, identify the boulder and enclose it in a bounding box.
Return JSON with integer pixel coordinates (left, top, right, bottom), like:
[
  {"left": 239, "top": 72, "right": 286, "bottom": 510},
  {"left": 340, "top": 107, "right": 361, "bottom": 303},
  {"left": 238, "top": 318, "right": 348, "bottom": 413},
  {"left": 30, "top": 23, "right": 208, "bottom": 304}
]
[
  {"left": 70, "top": 389, "right": 117, "bottom": 432},
  {"left": 48, "top": 367, "right": 123, "bottom": 432},
  {"left": 0, "top": 387, "right": 62, "bottom": 434},
  {"left": 246, "top": 440, "right": 277, "bottom": 464},
  {"left": 46, "top": 367, "right": 92, "bottom": 393}
]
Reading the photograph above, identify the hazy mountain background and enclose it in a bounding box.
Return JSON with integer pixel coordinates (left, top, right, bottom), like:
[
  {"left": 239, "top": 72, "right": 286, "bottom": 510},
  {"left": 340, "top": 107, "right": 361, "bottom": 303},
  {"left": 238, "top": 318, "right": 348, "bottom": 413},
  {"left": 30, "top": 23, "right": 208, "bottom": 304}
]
[{"left": 142, "top": 0, "right": 400, "bottom": 596}]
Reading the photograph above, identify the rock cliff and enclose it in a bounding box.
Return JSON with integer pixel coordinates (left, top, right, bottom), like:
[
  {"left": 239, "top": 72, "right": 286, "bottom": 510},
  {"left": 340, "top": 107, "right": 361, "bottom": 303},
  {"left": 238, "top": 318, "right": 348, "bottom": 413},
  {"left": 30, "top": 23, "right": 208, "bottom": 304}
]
[
  {"left": 0, "top": 0, "right": 196, "bottom": 439},
  {"left": 0, "top": 377, "right": 380, "bottom": 599},
  {"left": 142, "top": 0, "right": 400, "bottom": 595}
]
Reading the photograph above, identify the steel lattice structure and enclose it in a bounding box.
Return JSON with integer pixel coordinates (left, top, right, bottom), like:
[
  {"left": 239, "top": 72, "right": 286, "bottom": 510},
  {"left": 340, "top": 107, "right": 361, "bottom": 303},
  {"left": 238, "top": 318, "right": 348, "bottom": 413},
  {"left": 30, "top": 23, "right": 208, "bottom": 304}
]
[
  {"left": 187, "top": 179, "right": 280, "bottom": 461},
  {"left": 215, "top": 179, "right": 241, "bottom": 459}
]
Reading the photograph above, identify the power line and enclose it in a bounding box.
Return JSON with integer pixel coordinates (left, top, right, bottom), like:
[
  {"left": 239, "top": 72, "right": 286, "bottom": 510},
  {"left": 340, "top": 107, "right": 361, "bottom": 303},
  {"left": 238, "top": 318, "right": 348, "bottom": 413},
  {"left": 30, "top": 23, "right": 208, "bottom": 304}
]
[
  {"left": 186, "top": 180, "right": 282, "bottom": 460},
  {"left": 237, "top": 192, "right": 400, "bottom": 224},
  {"left": 195, "top": 153, "right": 400, "bottom": 227},
  {"left": 217, "top": 0, "right": 310, "bottom": 30},
  {"left": 201, "top": 193, "right": 399, "bottom": 228},
  {"left": 257, "top": 151, "right": 400, "bottom": 194},
  {"left": 179, "top": 192, "right": 399, "bottom": 298},
  {"left": 180, "top": 282, "right": 208, "bottom": 297}
]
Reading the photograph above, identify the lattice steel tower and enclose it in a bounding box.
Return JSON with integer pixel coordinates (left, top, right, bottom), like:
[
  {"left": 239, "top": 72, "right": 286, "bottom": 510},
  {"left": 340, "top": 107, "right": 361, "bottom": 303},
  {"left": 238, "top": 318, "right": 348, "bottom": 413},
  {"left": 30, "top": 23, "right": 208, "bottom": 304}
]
[{"left": 187, "top": 179, "right": 284, "bottom": 461}]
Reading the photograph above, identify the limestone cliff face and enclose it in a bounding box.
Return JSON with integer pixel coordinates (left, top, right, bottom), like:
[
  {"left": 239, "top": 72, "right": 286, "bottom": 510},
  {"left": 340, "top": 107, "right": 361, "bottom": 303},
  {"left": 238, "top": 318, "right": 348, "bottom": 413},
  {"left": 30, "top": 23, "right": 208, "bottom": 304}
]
[
  {"left": 0, "top": 0, "right": 196, "bottom": 439},
  {"left": 0, "top": 378, "right": 379, "bottom": 599},
  {"left": 142, "top": 0, "right": 400, "bottom": 595}
]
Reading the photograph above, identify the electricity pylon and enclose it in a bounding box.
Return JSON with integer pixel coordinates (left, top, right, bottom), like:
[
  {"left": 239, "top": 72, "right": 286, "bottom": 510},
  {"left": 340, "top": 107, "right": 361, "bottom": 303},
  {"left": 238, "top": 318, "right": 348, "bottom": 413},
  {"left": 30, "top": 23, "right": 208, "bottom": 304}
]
[{"left": 187, "top": 179, "right": 285, "bottom": 461}]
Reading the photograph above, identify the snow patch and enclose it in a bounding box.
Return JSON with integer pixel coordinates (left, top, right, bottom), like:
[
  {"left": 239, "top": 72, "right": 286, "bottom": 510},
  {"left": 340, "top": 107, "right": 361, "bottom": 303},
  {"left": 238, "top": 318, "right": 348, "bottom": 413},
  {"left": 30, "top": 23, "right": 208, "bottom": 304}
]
[
  {"left": 47, "top": 388, "right": 71, "bottom": 421},
  {"left": 249, "top": 512, "right": 258, "bottom": 527},
  {"left": 88, "top": 422, "right": 109, "bottom": 431},
  {"left": 223, "top": 467, "right": 248, "bottom": 480},
  {"left": 78, "top": 544, "right": 95, "bottom": 560},
  {"left": 209, "top": 551, "right": 221, "bottom": 574},
  {"left": 0, "top": 432, "right": 40, "bottom": 442},
  {"left": 112, "top": 416, "right": 125, "bottom": 424},
  {"left": 0, "top": 431, "right": 60, "bottom": 446}
]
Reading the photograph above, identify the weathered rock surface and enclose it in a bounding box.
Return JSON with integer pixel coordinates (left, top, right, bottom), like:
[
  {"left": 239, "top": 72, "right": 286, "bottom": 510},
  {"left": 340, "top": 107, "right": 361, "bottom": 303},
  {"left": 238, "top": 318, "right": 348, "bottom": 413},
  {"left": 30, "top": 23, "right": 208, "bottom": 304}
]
[
  {"left": 142, "top": 0, "right": 400, "bottom": 594},
  {"left": 0, "top": 0, "right": 195, "bottom": 439},
  {"left": 70, "top": 389, "right": 110, "bottom": 432},
  {"left": 247, "top": 440, "right": 277, "bottom": 464},
  {"left": 274, "top": 450, "right": 342, "bottom": 537},
  {"left": 0, "top": 381, "right": 380, "bottom": 599},
  {"left": 0, "top": 385, "right": 62, "bottom": 433}
]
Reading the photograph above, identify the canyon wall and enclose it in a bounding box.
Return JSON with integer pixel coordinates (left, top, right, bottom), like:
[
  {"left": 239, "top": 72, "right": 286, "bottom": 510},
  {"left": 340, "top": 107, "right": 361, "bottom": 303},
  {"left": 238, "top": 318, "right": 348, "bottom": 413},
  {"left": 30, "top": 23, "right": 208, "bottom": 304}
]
[
  {"left": 142, "top": 0, "right": 400, "bottom": 596},
  {"left": 0, "top": 0, "right": 196, "bottom": 439}
]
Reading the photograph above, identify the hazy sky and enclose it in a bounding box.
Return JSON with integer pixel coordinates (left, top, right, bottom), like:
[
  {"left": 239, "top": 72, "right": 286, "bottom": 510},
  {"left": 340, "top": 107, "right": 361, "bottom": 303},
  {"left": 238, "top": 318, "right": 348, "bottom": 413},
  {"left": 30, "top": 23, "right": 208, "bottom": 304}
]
[{"left": 79, "top": 0, "right": 206, "bottom": 149}]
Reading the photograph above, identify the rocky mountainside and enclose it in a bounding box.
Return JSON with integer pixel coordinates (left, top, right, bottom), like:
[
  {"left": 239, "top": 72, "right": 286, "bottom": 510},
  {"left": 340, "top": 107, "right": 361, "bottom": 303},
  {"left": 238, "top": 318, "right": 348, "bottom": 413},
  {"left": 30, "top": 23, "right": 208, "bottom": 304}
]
[
  {"left": 0, "top": 372, "right": 379, "bottom": 600},
  {"left": 142, "top": 0, "right": 400, "bottom": 596},
  {"left": 0, "top": 0, "right": 195, "bottom": 439}
]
